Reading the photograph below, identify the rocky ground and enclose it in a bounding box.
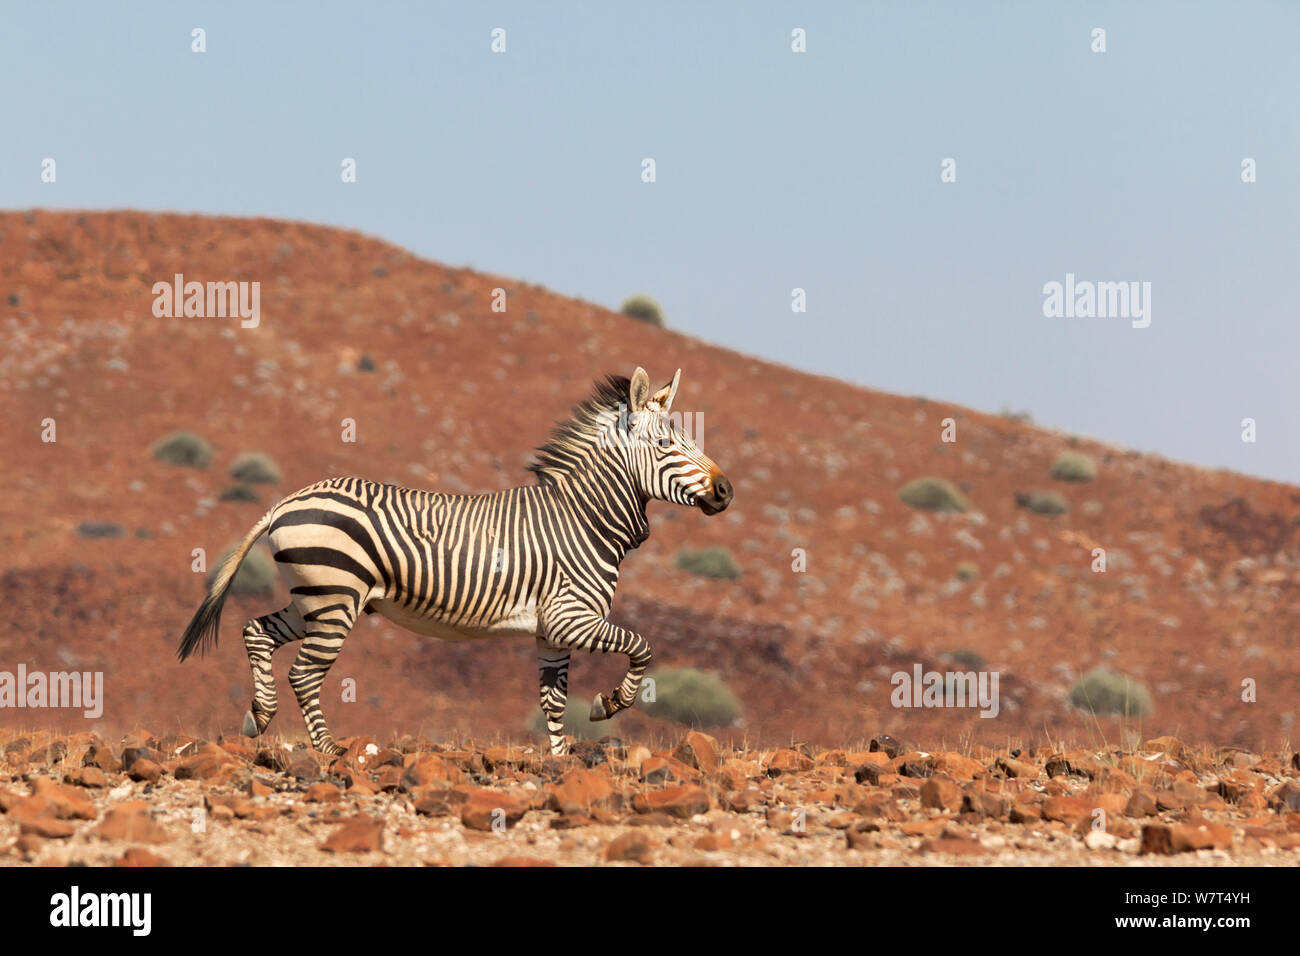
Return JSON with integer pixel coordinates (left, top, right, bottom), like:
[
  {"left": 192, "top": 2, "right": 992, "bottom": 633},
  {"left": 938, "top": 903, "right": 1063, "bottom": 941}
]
[{"left": 2, "top": 727, "right": 1299, "bottom": 867}]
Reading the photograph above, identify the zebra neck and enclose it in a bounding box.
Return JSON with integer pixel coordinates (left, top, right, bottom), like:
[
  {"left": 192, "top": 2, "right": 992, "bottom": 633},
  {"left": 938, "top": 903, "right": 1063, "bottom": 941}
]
[{"left": 543, "top": 467, "right": 650, "bottom": 557}]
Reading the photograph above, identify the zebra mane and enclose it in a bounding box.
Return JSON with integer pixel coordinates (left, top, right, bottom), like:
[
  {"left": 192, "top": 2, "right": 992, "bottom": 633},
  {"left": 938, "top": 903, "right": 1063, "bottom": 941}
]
[{"left": 527, "top": 374, "right": 632, "bottom": 484}]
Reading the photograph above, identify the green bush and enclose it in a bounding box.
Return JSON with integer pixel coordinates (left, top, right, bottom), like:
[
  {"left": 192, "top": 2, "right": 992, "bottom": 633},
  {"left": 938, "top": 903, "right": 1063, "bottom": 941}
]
[
  {"left": 76, "top": 521, "right": 124, "bottom": 539},
  {"left": 620, "top": 294, "right": 665, "bottom": 327},
  {"left": 944, "top": 648, "right": 987, "bottom": 670},
  {"left": 954, "top": 561, "right": 979, "bottom": 581},
  {"left": 1018, "top": 490, "right": 1069, "bottom": 515},
  {"left": 1050, "top": 451, "right": 1098, "bottom": 482},
  {"left": 207, "top": 544, "right": 277, "bottom": 597},
  {"left": 219, "top": 484, "right": 260, "bottom": 503},
  {"left": 675, "top": 546, "right": 741, "bottom": 580},
  {"left": 1069, "top": 667, "right": 1151, "bottom": 717},
  {"left": 898, "top": 477, "right": 970, "bottom": 513},
  {"left": 641, "top": 668, "right": 743, "bottom": 728},
  {"left": 151, "top": 431, "right": 213, "bottom": 468},
  {"left": 528, "top": 701, "right": 610, "bottom": 741},
  {"left": 230, "top": 452, "right": 281, "bottom": 484}
]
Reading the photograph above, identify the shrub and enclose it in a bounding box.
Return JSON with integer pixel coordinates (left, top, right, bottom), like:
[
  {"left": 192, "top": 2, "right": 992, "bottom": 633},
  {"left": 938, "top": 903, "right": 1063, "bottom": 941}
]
[
  {"left": 944, "top": 648, "right": 987, "bottom": 670},
  {"left": 620, "top": 294, "right": 665, "bottom": 327},
  {"left": 76, "top": 521, "right": 124, "bottom": 539},
  {"left": 1050, "top": 451, "right": 1098, "bottom": 482},
  {"left": 1017, "top": 490, "right": 1069, "bottom": 515},
  {"left": 151, "top": 431, "right": 213, "bottom": 468},
  {"left": 230, "top": 453, "right": 281, "bottom": 484},
  {"left": 641, "top": 668, "right": 742, "bottom": 728},
  {"left": 954, "top": 561, "right": 979, "bottom": 581},
  {"left": 207, "top": 544, "right": 277, "bottom": 597},
  {"left": 898, "top": 477, "right": 970, "bottom": 513},
  {"left": 1069, "top": 667, "right": 1151, "bottom": 717},
  {"left": 528, "top": 701, "right": 609, "bottom": 741},
  {"left": 676, "top": 546, "right": 741, "bottom": 580},
  {"left": 219, "top": 484, "right": 260, "bottom": 503}
]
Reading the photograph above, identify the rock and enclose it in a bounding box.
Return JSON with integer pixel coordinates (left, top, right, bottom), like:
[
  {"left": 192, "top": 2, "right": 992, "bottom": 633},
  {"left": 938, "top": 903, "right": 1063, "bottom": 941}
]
[
  {"left": 320, "top": 815, "right": 385, "bottom": 853},
  {"left": 246, "top": 777, "right": 273, "bottom": 798},
  {"left": 854, "top": 762, "right": 892, "bottom": 786},
  {"left": 127, "top": 759, "right": 163, "bottom": 783},
  {"left": 928, "top": 752, "right": 985, "bottom": 779},
  {"left": 623, "top": 745, "right": 652, "bottom": 774},
  {"left": 1041, "top": 795, "right": 1093, "bottom": 825},
  {"left": 605, "top": 832, "right": 654, "bottom": 863},
  {"left": 95, "top": 801, "right": 170, "bottom": 844},
  {"left": 673, "top": 731, "right": 720, "bottom": 774},
  {"left": 694, "top": 832, "right": 733, "bottom": 851},
  {"left": 460, "top": 790, "right": 529, "bottom": 831},
  {"left": 920, "top": 837, "right": 986, "bottom": 856},
  {"left": 1170, "top": 821, "right": 1233, "bottom": 853},
  {"left": 765, "top": 749, "right": 813, "bottom": 776},
  {"left": 400, "top": 753, "right": 458, "bottom": 790},
  {"left": 723, "top": 789, "right": 766, "bottom": 813},
  {"left": 641, "top": 756, "right": 700, "bottom": 785},
  {"left": 284, "top": 750, "right": 321, "bottom": 782},
  {"left": 1125, "top": 788, "right": 1158, "bottom": 817},
  {"left": 1269, "top": 780, "right": 1300, "bottom": 813},
  {"left": 1143, "top": 736, "right": 1183, "bottom": 758},
  {"left": 304, "top": 783, "right": 342, "bottom": 803},
  {"left": 29, "top": 777, "right": 96, "bottom": 819},
  {"left": 869, "top": 734, "right": 907, "bottom": 758},
  {"left": 82, "top": 741, "right": 118, "bottom": 772},
  {"left": 490, "top": 856, "right": 556, "bottom": 867},
  {"left": 67, "top": 766, "right": 108, "bottom": 788},
  {"left": 920, "top": 777, "right": 963, "bottom": 812},
  {"left": 114, "top": 848, "right": 170, "bottom": 866},
  {"left": 962, "top": 789, "right": 1010, "bottom": 819},
  {"left": 12, "top": 807, "right": 76, "bottom": 839},
  {"left": 995, "top": 756, "right": 1039, "bottom": 779},
  {"left": 631, "top": 784, "right": 711, "bottom": 819},
  {"left": 546, "top": 768, "right": 618, "bottom": 815}
]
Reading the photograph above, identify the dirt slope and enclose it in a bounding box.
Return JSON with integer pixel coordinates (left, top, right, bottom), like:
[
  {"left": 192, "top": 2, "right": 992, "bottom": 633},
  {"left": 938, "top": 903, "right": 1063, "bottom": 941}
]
[{"left": 0, "top": 209, "right": 1296, "bottom": 752}]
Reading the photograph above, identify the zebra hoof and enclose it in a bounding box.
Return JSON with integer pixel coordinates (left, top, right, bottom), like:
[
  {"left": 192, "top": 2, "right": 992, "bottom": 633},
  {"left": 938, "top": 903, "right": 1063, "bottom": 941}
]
[
  {"left": 589, "top": 693, "right": 610, "bottom": 722},
  {"left": 241, "top": 710, "right": 260, "bottom": 738}
]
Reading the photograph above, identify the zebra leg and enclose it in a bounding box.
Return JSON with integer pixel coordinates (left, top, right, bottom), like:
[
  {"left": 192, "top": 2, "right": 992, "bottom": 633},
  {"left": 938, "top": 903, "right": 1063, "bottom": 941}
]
[
  {"left": 543, "top": 608, "right": 652, "bottom": 724},
  {"left": 536, "top": 639, "right": 572, "bottom": 757},
  {"left": 240, "top": 605, "right": 305, "bottom": 738},
  {"left": 286, "top": 631, "right": 352, "bottom": 756}
]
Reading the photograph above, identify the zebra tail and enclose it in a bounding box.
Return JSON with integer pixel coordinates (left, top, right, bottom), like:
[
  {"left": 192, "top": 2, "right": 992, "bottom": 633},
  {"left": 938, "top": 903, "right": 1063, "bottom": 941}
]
[{"left": 177, "top": 510, "right": 273, "bottom": 662}]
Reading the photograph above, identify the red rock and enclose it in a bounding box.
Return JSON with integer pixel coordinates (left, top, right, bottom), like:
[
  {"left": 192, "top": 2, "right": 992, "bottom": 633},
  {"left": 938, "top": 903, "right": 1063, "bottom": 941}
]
[
  {"left": 547, "top": 768, "right": 618, "bottom": 815},
  {"left": 723, "top": 788, "right": 766, "bottom": 813},
  {"left": 114, "top": 848, "right": 170, "bottom": 867},
  {"left": 411, "top": 786, "right": 453, "bottom": 816},
  {"left": 694, "top": 831, "right": 733, "bottom": 851},
  {"left": 1125, "top": 788, "right": 1158, "bottom": 817},
  {"left": 246, "top": 778, "right": 273, "bottom": 798},
  {"left": 320, "top": 815, "right": 385, "bottom": 853},
  {"left": 641, "top": 755, "right": 700, "bottom": 785},
  {"left": 1143, "top": 736, "right": 1183, "bottom": 758},
  {"left": 67, "top": 766, "right": 108, "bottom": 788},
  {"left": 127, "top": 759, "right": 163, "bottom": 783},
  {"left": 13, "top": 808, "right": 76, "bottom": 839},
  {"left": 29, "top": 777, "right": 96, "bottom": 819},
  {"left": 400, "top": 753, "right": 459, "bottom": 790},
  {"left": 921, "top": 837, "right": 987, "bottom": 856},
  {"left": 1170, "top": 820, "right": 1233, "bottom": 852},
  {"left": 1041, "top": 795, "right": 1092, "bottom": 825},
  {"left": 343, "top": 771, "right": 379, "bottom": 796},
  {"left": 962, "top": 789, "right": 1010, "bottom": 819},
  {"left": 96, "top": 801, "right": 170, "bottom": 844},
  {"left": 305, "top": 782, "right": 342, "bottom": 803},
  {"left": 605, "top": 832, "right": 654, "bottom": 863},
  {"left": 491, "top": 856, "right": 556, "bottom": 867},
  {"left": 928, "top": 752, "right": 985, "bottom": 779},
  {"left": 995, "top": 756, "right": 1039, "bottom": 779},
  {"left": 460, "top": 790, "right": 528, "bottom": 831},
  {"left": 631, "top": 784, "right": 711, "bottom": 819},
  {"left": 673, "top": 731, "right": 720, "bottom": 774},
  {"left": 1269, "top": 780, "right": 1300, "bottom": 813},
  {"left": 765, "top": 749, "right": 813, "bottom": 776},
  {"left": 920, "top": 777, "right": 963, "bottom": 812}
]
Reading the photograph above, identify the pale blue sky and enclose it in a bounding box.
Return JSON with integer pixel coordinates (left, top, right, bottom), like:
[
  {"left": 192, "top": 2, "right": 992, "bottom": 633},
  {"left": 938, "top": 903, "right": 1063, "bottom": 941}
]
[{"left": 3, "top": 1, "right": 1297, "bottom": 481}]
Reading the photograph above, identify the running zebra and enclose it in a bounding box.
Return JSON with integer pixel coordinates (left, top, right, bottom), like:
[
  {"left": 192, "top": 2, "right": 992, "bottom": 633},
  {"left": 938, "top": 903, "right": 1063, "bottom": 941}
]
[{"left": 177, "top": 367, "right": 733, "bottom": 756}]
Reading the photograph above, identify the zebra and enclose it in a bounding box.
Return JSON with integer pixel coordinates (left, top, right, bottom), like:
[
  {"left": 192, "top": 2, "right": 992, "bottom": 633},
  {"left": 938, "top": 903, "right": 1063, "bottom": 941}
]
[{"left": 177, "top": 366, "right": 733, "bottom": 756}]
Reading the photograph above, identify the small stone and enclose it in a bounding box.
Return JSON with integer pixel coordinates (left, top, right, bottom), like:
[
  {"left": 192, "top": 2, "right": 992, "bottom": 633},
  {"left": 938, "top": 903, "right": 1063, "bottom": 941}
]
[
  {"left": 605, "top": 832, "right": 654, "bottom": 864},
  {"left": 320, "top": 815, "right": 385, "bottom": 853}
]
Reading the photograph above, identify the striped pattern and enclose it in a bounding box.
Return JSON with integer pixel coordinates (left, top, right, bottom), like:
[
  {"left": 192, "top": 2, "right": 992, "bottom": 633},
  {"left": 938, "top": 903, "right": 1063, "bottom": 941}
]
[{"left": 177, "top": 368, "right": 733, "bottom": 756}]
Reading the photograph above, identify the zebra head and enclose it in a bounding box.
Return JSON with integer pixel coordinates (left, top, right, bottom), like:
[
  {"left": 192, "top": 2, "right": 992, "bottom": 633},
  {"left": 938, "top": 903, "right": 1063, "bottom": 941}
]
[{"left": 622, "top": 366, "right": 734, "bottom": 515}]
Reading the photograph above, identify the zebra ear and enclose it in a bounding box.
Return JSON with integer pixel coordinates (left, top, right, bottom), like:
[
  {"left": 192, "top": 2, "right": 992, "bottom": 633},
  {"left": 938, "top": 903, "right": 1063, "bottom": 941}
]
[
  {"left": 650, "top": 368, "right": 681, "bottom": 413},
  {"left": 628, "top": 367, "right": 652, "bottom": 412}
]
